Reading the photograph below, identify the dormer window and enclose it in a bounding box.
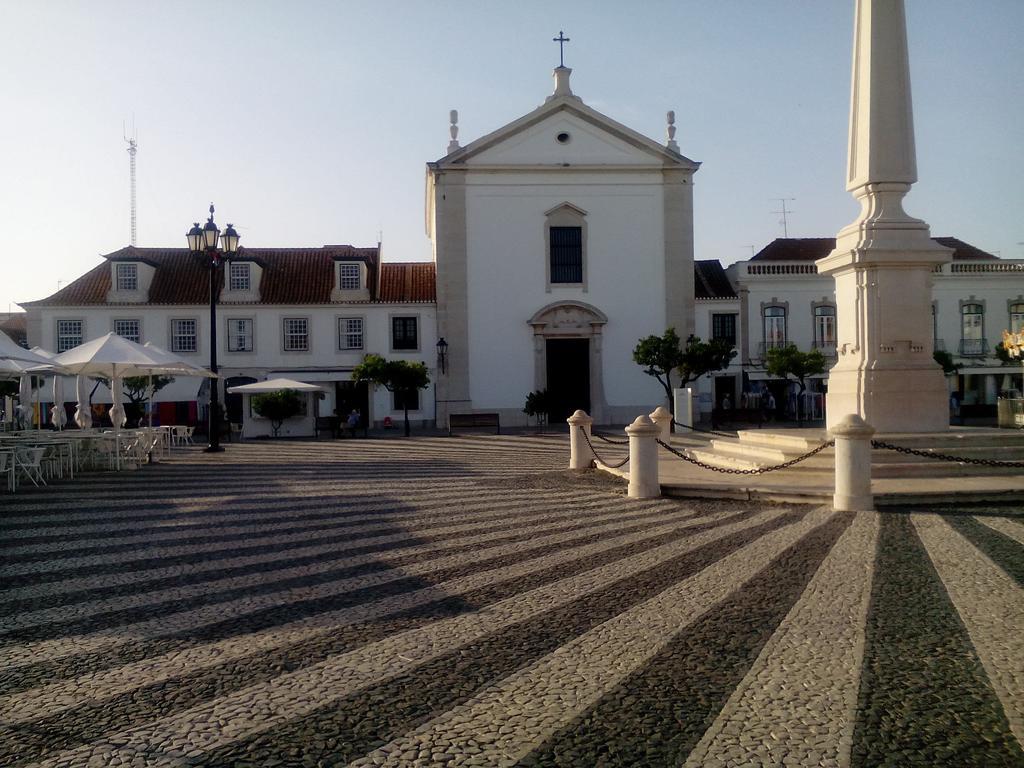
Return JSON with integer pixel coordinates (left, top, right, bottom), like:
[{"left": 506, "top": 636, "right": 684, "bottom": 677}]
[
  {"left": 339, "top": 263, "right": 361, "bottom": 290},
  {"left": 229, "top": 262, "right": 251, "bottom": 291},
  {"left": 116, "top": 263, "right": 138, "bottom": 291}
]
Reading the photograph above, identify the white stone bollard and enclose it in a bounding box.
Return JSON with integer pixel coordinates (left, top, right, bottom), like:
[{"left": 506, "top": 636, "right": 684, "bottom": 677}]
[
  {"left": 649, "top": 406, "right": 673, "bottom": 444},
  {"left": 567, "top": 409, "right": 596, "bottom": 470},
  {"left": 831, "top": 413, "right": 876, "bottom": 512},
  {"left": 626, "top": 414, "right": 661, "bottom": 499}
]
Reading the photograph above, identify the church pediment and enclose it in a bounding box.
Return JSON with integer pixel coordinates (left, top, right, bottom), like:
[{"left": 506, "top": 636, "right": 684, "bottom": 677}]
[
  {"left": 528, "top": 301, "right": 608, "bottom": 335},
  {"left": 434, "top": 97, "right": 699, "bottom": 171}
]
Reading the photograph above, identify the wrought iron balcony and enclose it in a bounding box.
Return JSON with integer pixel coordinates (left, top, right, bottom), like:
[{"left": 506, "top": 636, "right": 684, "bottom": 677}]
[
  {"left": 959, "top": 338, "right": 988, "bottom": 357},
  {"left": 758, "top": 340, "right": 789, "bottom": 356},
  {"left": 812, "top": 340, "right": 837, "bottom": 357}
]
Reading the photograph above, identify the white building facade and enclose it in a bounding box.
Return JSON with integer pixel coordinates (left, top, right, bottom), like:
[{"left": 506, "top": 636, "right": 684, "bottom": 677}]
[
  {"left": 427, "top": 66, "right": 699, "bottom": 427},
  {"left": 23, "top": 246, "right": 438, "bottom": 433},
  {"left": 726, "top": 238, "right": 1024, "bottom": 422}
]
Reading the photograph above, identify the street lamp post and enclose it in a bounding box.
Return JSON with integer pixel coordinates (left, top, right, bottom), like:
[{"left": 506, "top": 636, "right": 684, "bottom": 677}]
[{"left": 187, "top": 204, "right": 240, "bottom": 452}]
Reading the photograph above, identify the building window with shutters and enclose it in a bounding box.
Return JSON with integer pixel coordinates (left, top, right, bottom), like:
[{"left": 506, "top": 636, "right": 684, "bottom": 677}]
[
  {"left": 544, "top": 203, "right": 588, "bottom": 290},
  {"left": 56, "top": 319, "right": 83, "bottom": 352},
  {"left": 227, "top": 318, "right": 253, "bottom": 352},
  {"left": 762, "top": 305, "right": 787, "bottom": 354},
  {"left": 283, "top": 317, "right": 310, "bottom": 352},
  {"left": 711, "top": 313, "right": 737, "bottom": 346},
  {"left": 391, "top": 316, "right": 418, "bottom": 351},
  {"left": 170, "top": 319, "right": 197, "bottom": 353},
  {"left": 113, "top": 319, "right": 141, "bottom": 343},
  {"left": 338, "top": 317, "right": 364, "bottom": 350}
]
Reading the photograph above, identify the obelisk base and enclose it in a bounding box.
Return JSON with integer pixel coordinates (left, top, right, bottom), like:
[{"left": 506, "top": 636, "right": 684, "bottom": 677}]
[{"left": 826, "top": 364, "right": 948, "bottom": 433}]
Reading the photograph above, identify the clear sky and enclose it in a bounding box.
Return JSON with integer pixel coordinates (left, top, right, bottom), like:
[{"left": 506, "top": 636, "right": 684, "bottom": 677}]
[{"left": 2, "top": 1, "right": 1021, "bottom": 312}]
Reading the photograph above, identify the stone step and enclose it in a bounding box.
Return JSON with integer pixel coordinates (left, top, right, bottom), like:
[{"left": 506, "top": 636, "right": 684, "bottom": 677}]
[
  {"left": 687, "top": 449, "right": 763, "bottom": 471},
  {"left": 737, "top": 430, "right": 824, "bottom": 452},
  {"left": 708, "top": 439, "right": 789, "bottom": 464}
]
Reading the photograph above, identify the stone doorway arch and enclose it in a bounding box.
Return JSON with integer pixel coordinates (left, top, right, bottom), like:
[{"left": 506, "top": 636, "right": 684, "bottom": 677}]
[{"left": 527, "top": 300, "right": 608, "bottom": 423}]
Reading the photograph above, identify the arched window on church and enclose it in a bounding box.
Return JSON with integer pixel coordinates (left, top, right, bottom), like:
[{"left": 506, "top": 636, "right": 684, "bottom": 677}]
[{"left": 544, "top": 203, "right": 587, "bottom": 290}]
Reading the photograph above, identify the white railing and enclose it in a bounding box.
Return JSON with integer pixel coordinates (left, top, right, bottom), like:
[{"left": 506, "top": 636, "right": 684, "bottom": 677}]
[{"left": 746, "top": 263, "right": 818, "bottom": 276}]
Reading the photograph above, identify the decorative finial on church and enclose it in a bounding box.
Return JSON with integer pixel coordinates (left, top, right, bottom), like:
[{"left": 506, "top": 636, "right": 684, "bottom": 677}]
[
  {"left": 666, "top": 110, "right": 679, "bottom": 152},
  {"left": 448, "top": 109, "right": 460, "bottom": 153},
  {"left": 547, "top": 31, "right": 579, "bottom": 102}
]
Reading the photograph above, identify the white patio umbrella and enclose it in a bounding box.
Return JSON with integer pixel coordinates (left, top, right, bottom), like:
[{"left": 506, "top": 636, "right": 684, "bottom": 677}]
[
  {"left": 74, "top": 374, "right": 93, "bottom": 429},
  {"left": 52, "top": 333, "right": 170, "bottom": 467},
  {"left": 17, "top": 374, "right": 33, "bottom": 429},
  {"left": 51, "top": 374, "right": 67, "bottom": 429},
  {"left": 141, "top": 342, "right": 215, "bottom": 427},
  {"left": 0, "top": 331, "right": 55, "bottom": 367},
  {"left": 226, "top": 378, "right": 326, "bottom": 394}
]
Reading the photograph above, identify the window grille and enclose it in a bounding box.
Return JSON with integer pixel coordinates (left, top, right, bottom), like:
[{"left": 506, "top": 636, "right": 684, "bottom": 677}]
[
  {"left": 227, "top": 318, "right": 253, "bottom": 352},
  {"left": 56, "top": 320, "right": 83, "bottom": 352},
  {"left": 283, "top": 318, "right": 309, "bottom": 351},
  {"left": 116, "top": 263, "right": 138, "bottom": 291},
  {"left": 338, "top": 317, "right": 363, "bottom": 350},
  {"left": 228, "top": 262, "right": 251, "bottom": 291},
  {"left": 339, "top": 263, "right": 361, "bottom": 290},
  {"left": 114, "top": 319, "right": 141, "bottom": 343},
  {"left": 171, "top": 319, "right": 197, "bottom": 353},
  {"left": 392, "top": 316, "right": 418, "bottom": 350},
  {"left": 712, "top": 314, "right": 737, "bottom": 345},
  {"left": 550, "top": 226, "right": 583, "bottom": 283}
]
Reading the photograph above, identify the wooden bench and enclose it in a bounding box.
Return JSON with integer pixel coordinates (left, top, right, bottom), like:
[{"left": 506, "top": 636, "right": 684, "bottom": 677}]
[{"left": 448, "top": 412, "right": 500, "bottom": 436}]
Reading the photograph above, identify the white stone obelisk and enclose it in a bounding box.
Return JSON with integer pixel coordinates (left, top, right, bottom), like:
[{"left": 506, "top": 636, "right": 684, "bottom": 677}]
[{"left": 817, "top": 0, "right": 952, "bottom": 433}]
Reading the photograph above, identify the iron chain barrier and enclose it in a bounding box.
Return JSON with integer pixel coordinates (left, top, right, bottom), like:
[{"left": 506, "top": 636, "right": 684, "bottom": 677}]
[
  {"left": 871, "top": 440, "right": 1024, "bottom": 468},
  {"left": 591, "top": 431, "right": 629, "bottom": 445},
  {"left": 579, "top": 427, "right": 630, "bottom": 469},
  {"left": 656, "top": 437, "right": 835, "bottom": 475}
]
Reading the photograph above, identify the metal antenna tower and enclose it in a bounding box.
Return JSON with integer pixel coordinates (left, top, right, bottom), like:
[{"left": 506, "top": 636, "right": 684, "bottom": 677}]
[
  {"left": 124, "top": 120, "right": 138, "bottom": 246},
  {"left": 771, "top": 197, "right": 795, "bottom": 238}
]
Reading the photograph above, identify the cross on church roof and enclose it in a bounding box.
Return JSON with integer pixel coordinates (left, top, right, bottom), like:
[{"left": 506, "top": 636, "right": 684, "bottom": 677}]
[{"left": 553, "top": 30, "right": 570, "bottom": 67}]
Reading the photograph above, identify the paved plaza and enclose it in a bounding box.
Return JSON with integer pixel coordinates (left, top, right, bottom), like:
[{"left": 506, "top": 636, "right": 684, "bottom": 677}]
[{"left": 1, "top": 435, "right": 1022, "bottom": 767}]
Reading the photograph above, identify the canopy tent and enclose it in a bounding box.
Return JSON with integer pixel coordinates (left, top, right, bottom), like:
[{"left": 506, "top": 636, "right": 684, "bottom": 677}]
[{"left": 227, "top": 378, "right": 326, "bottom": 439}]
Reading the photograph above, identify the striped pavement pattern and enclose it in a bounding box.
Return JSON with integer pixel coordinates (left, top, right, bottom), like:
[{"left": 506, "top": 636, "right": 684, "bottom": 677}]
[{"left": 0, "top": 436, "right": 1021, "bottom": 767}]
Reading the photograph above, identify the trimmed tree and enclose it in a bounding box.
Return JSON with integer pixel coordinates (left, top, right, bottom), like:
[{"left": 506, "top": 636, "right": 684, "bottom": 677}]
[
  {"left": 523, "top": 389, "right": 553, "bottom": 429},
  {"left": 352, "top": 354, "right": 430, "bottom": 437},
  {"left": 633, "top": 329, "right": 736, "bottom": 409},
  {"left": 764, "top": 345, "right": 827, "bottom": 420},
  {"left": 933, "top": 349, "right": 962, "bottom": 376},
  {"left": 251, "top": 389, "right": 304, "bottom": 437}
]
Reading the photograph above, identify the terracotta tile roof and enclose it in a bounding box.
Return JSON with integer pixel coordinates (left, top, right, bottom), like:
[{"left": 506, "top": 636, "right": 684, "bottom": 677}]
[
  {"left": 377, "top": 263, "right": 437, "bottom": 303},
  {"left": 22, "top": 245, "right": 436, "bottom": 307},
  {"left": 750, "top": 237, "right": 998, "bottom": 262},
  {"left": 694, "top": 260, "right": 736, "bottom": 299}
]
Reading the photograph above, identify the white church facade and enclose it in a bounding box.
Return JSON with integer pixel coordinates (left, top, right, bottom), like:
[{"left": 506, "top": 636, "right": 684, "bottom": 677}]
[{"left": 428, "top": 66, "right": 699, "bottom": 426}]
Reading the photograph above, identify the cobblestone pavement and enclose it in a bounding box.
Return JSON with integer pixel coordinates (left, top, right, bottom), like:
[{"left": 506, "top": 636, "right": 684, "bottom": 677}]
[{"left": 1, "top": 436, "right": 1022, "bottom": 767}]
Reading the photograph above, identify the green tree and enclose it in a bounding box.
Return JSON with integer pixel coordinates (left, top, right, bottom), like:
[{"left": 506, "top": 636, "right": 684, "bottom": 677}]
[
  {"left": 633, "top": 329, "right": 736, "bottom": 409},
  {"left": 764, "top": 345, "right": 827, "bottom": 420},
  {"left": 352, "top": 354, "right": 430, "bottom": 437},
  {"left": 933, "top": 349, "right": 963, "bottom": 375},
  {"left": 251, "top": 389, "right": 304, "bottom": 437}
]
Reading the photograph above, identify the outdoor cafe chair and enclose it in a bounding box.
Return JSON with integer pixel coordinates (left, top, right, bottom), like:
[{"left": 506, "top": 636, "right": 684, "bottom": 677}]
[
  {"left": 0, "top": 451, "right": 14, "bottom": 492},
  {"left": 14, "top": 446, "right": 47, "bottom": 487}
]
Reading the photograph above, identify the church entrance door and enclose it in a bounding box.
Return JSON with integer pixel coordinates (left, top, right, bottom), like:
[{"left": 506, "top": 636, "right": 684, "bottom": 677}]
[{"left": 546, "top": 338, "right": 590, "bottom": 423}]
